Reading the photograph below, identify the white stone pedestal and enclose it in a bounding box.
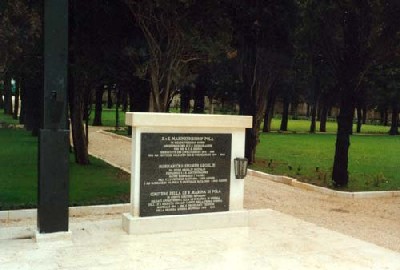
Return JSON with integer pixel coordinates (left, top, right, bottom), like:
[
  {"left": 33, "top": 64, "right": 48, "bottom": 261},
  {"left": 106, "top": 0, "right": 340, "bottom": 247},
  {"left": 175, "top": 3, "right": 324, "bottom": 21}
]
[
  {"left": 123, "top": 113, "right": 252, "bottom": 234},
  {"left": 122, "top": 210, "right": 250, "bottom": 235}
]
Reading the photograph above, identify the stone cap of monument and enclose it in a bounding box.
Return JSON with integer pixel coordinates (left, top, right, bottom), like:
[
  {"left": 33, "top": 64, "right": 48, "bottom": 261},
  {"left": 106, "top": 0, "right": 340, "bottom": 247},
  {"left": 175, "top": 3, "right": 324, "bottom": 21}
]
[{"left": 125, "top": 112, "right": 252, "bottom": 129}]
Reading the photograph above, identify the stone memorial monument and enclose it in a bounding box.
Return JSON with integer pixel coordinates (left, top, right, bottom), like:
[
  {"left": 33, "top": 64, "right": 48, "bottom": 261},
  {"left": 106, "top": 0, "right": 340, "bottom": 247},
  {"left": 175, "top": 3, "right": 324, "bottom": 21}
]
[{"left": 122, "top": 112, "right": 252, "bottom": 234}]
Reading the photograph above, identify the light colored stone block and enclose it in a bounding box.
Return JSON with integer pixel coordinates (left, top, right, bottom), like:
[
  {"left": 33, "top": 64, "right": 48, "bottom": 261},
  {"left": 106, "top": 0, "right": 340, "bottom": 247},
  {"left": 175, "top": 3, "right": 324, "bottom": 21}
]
[
  {"left": 334, "top": 191, "right": 354, "bottom": 198},
  {"left": 126, "top": 112, "right": 252, "bottom": 129},
  {"left": 248, "top": 170, "right": 272, "bottom": 179},
  {"left": 0, "top": 226, "right": 34, "bottom": 240},
  {"left": 70, "top": 204, "right": 130, "bottom": 217},
  {"left": 8, "top": 209, "right": 36, "bottom": 220},
  {"left": 291, "top": 180, "right": 312, "bottom": 191},
  {"left": 247, "top": 169, "right": 256, "bottom": 176},
  {"left": 0, "top": 211, "right": 9, "bottom": 221},
  {"left": 34, "top": 230, "right": 72, "bottom": 243},
  {"left": 280, "top": 176, "right": 294, "bottom": 185},
  {"left": 122, "top": 210, "right": 250, "bottom": 235},
  {"left": 317, "top": 187, "right": 336, "bottom": 196},
  {"left": 352, "top": 191, "right": 393, "bottom": 199}
]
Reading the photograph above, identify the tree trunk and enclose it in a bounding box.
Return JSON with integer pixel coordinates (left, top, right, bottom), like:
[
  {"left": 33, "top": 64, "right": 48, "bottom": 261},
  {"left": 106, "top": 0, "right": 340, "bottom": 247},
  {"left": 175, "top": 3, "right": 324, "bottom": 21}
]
[
  {"left": 309, "top": 104, "right": 317, "bottom": 133},
  {"left": 149, "top": 91, "right": 157, "bottom": 113},
  {"left": 192, "top": 84, "right": 205, "bottom": 114},
  {"left": 362, "top": 105, "right": 367, "bottom": 124},
  {"left": 240, "top": 88, "right": 259, "bottom": 164},
  {"left": 245, "top": 124, "right": 257, "bottom": 163},
  {"left": 290, "top": 102, "right": 298, "bottom": 120},
  {"left": 332, "top": 98, "right": 354, "bottom": 187},
  {"left": 180, "top": 86, "right": 191, "bottom": 113},
  {"left": 83, "top": 91, "right": 90, "bottom": 148},
  {"left": 122, "top": 90, "right": 128, "bottom": 112},
  {"left": 319, "top": 104, "right": 328, "bottom": 132},
  {"left": 0, "top": 82, "right": 4, "bottom": 109},
  {"left": 316, "top": 104, "right": 322, "bottom": 121},
  {"left": 306, "top": 103, "right": 310, "bottom": 117},
  {"left": 280, "top": 99, "right": 289, "bottom": 131},
  {"left": 128, "top": 88, "right": 134, "bottom": 136},
  {"left": 70, "top": 97, "right": 89, "bottom": 164},
  {"left": 69, "top": 76, "right": 89, "bottom": 165},
  {"left": 262, "top": 93, "right": 275, "bottom": 132},
  {"left": 4, "top": 73, "right": 13, "bottom": 115},
  {"left": 115, "top": 88, "right": 120, "bottom": 129},
  {"left": 24, "top": 60, "right": 43, "bottom": 136},
  {"left": 239, "top": 84, "right": 261, "bottom": 165},
  {"left": 389, "top": 103, "right": 399, "bottom": 135},
  {"left": 309, "top": 74, "right": 320, "bottom": 133},
  {"left": 92, "top": 85, "right": 103, "bottom": 126},
  {"left": 19, "top": 81, "right": 25, "bottom": 124},
  {"left": 13, "top": 78, "right": 20, "bottom": 120},
  {"left": 384, "top": 110, "right": 389, "bottom": 126},
  {"left": 107, "top": 85, "right": 113, "bottom": 109},
  {"left": 127, "top": 79, "right": 151, "bottom": 134},
  {"left": 209, "top": 96, "right": 215, "bottom": 114},
  {"left": 356, "top": 106, "right": 362, "bottom": 133},
  {"left": 131, "top": 79, "right": 150, "bottom": 112}
]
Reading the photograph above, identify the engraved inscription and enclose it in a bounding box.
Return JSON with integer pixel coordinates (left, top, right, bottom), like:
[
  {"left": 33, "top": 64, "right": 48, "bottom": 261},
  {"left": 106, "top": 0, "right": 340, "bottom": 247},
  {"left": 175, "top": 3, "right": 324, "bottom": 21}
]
[{"left": 140, "top": 133, "right": 231, "bottom": 217}]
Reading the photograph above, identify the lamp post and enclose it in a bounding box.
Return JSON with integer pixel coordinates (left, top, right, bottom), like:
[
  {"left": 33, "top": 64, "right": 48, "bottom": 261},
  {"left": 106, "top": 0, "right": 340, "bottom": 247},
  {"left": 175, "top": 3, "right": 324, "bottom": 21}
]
[{"left": 38, "top": 0, "right": 69, "bottom": 234}]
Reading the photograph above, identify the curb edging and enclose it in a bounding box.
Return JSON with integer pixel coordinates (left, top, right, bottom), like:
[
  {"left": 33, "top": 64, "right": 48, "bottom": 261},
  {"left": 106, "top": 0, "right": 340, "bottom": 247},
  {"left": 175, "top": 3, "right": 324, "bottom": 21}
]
[
  {"left": 248, "top": 170, "right": 400, "bottom": 199},
  {"left": 98, "top": 130, "right": 131, "bottom": 142},
  {"left": 0, "top": 203, "right": 130, "bottom": 223}
]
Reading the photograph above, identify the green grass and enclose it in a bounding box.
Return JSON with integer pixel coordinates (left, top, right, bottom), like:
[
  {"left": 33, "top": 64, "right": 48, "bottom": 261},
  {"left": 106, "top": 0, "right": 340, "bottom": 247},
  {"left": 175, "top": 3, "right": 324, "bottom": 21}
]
[
  {"left": 0, "top": 110, "right": 19, "bottom": 126},
  {"left": 252, "top": 133, "right": 400, "bottom": 191},
  {"left": 268, "top": 119, "right": 390, "bottom": 134},
  {"left": 96, "top": 107, "right": 391, "bottom": 134},
  {"left": 0, "top": 128, "right": 129, "bottom": 210},
  {"left": 89, "top": 107, "right": 126, "bottom": 127}
]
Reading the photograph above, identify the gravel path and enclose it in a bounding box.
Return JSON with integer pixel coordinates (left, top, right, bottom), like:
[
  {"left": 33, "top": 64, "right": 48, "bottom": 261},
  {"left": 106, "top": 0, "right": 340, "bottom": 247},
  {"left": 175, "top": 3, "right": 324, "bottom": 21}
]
[
  {"left": 88, "top": 126, "right": 400, "bottom": 252},
  {"left": 88, "top": 127, "right": 131, "bottom": 172}
]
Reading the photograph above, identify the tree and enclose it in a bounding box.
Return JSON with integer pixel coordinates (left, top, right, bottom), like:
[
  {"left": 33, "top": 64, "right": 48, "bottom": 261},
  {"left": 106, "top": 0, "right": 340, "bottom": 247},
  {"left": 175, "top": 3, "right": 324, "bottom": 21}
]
[
  {"left": 68, "top": 0, "right": 140, "bottom": 164},
  {"left": 300, "top": 0, "right": 400, "bottom": 186},
  {"left": 371, "top": 62, "right": 400, "bottom": 135},
  {"left": 125, "top": 0, "right": 231, "bottom": 112},
  {"left": 0, "top": 0, "right": 41, "bottom": 118},
  {"left": 230, "top": 0, "right": 297, "bottom": 163}
]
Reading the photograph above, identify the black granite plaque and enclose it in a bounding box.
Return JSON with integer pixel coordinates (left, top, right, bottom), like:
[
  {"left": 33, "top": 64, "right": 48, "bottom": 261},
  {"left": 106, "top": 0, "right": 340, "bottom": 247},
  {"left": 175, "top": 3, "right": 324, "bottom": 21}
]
[{"left": 140, "top": 133, "right": 232, "bottom": 217}]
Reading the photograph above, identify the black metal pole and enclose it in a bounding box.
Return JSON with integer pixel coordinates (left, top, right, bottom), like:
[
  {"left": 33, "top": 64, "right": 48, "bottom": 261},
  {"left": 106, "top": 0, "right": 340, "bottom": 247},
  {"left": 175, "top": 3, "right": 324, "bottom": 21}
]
[{"left": 38, "top": 0, "right": 69, "bottom": 233}]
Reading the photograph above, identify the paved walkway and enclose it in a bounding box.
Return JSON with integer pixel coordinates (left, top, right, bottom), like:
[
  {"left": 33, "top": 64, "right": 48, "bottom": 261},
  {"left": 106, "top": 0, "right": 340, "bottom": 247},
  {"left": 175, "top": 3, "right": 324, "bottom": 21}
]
[
  {"left": 1, "top": 127, "right": 399, "bottom": 269},
  {"left": 88, "top": 128, "right": 131, "bottom": 172},
  {"left": 2, "top": 210, "right": 400, "bottom": 270}
]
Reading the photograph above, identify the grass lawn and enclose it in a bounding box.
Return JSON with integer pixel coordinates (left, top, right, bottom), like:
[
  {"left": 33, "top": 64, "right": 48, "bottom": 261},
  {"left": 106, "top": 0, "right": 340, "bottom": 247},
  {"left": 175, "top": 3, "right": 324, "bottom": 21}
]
[
  {"left": 96, "top": 108, "right": 390, "bottom": 134},
  {"left": 0, "top": 111, "right": 19, "bottom": 126},
  {"left": 252, "top": 133, "right": 400, "bottom": 191},
  {"left": 0, "top": 112, "right": 129, "bottom": 210},
  {"left": 96, "top": 109, "right": 398, "bottom": 191},
  {"left": 89, "top": 107, "right": 126, "bottom": 128},
  {"left": 268, "top": 118, "right": 390, "bottom": 134}
]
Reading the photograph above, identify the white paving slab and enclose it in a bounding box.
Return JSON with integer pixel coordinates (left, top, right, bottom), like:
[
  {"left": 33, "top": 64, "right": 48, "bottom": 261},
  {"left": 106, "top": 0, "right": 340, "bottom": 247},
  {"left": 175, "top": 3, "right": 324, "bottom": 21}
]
[{"left": 1, "top": 209, "right": 399, "bottom": 270}]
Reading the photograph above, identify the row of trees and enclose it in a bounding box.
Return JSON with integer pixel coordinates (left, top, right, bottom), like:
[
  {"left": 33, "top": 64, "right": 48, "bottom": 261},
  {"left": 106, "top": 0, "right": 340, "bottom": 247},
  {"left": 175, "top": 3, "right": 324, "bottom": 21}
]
[{"left": 1, "top": 0, "right": 400, "bottom": 187}]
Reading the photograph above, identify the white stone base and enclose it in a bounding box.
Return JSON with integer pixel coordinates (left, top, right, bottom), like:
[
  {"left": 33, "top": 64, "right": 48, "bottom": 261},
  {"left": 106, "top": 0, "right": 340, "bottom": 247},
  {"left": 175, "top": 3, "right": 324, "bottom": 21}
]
[
  {"left": 34, "top": 230, "right": 72, "bottom": 243},
  {"left": 122, "top": 210, "right": 250, "bottom": 235}
]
